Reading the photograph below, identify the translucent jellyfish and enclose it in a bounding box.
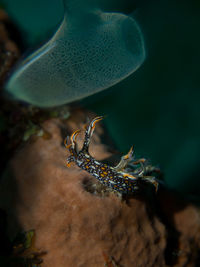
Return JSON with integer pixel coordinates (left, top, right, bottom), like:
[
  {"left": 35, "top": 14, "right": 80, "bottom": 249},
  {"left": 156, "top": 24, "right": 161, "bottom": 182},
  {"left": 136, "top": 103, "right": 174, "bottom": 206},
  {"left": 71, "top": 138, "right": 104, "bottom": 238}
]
[{"left": 5, "top": 0, "right": 145, "bottom": 107}]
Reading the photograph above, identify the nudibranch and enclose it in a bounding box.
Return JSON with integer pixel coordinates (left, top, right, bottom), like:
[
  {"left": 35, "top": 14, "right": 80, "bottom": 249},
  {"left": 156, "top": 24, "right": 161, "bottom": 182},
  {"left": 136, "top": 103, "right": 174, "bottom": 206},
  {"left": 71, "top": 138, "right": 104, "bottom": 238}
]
[
  {"left": 65, "top": 116, "right": 158, "bottom": 195},
  {"left": 5, "top": 0, "right": 145, "bottom": 107}
]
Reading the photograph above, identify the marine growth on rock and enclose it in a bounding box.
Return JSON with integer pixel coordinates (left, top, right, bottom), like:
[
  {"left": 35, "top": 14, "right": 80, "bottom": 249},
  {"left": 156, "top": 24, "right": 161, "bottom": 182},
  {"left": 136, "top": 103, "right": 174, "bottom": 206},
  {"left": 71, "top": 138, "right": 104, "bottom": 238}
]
[{"left": 5, "top": 0, "right": 145, "bottom": 107}]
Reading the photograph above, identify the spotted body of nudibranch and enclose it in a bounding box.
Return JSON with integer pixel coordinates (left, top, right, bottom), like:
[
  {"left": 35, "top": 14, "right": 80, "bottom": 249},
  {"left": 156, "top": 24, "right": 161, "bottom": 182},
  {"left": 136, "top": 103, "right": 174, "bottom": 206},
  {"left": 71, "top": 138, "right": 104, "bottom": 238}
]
[{"left": 65, "top": 116, "right": 158, "bottom": 195}]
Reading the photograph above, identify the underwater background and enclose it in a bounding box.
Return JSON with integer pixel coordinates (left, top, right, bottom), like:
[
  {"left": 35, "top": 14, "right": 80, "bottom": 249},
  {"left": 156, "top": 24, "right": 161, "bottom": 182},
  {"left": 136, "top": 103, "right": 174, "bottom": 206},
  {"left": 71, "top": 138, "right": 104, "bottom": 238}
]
[{"left": 0, "top": 0, "right": 200, "bottom": 199}]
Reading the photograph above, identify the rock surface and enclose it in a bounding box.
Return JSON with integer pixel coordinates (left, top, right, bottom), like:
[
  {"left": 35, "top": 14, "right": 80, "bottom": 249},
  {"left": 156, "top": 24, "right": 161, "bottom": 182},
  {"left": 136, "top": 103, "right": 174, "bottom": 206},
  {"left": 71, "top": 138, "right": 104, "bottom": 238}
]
[
  {"left": 0, "top": 109, "right": 199, "bottom": 267},
  {"left": 0, "top": 9, "right": 20, "bottom": 86}
]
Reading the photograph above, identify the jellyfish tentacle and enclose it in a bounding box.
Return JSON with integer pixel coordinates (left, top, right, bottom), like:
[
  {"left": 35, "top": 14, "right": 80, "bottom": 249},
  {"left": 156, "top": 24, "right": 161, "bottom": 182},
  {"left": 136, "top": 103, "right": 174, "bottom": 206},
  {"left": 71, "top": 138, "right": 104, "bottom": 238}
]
[
  {"left": 64, "top": 116, "right": 159, "bottom": 194},
  {"left": 65, "top": 129, "right": 81, "bottom": 166},
  {"left": 142, "top": 176, "right": 159, "bottom": 192},
  {"left": 81, "top": 116, "right": 103, "bottom": 153},
  {"left": 114, "top": 146, "right": 134, "bottom": 172},
  {"left": 70, "top": 129, "right": 81, "bottom": 150}
]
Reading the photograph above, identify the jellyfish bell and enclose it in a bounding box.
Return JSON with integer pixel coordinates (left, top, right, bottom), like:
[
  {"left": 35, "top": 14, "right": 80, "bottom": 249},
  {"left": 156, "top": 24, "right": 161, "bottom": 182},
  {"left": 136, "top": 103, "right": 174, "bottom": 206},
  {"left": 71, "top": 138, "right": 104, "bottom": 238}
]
[{"left": 5, "top": 0, "right": 145, "bottom": 107}]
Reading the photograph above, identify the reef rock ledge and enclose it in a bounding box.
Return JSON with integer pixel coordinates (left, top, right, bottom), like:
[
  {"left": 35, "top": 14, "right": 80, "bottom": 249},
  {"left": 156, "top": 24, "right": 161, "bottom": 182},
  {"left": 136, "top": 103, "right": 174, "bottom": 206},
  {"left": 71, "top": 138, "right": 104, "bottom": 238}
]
[{"left": 0, "top": 110, "right": 199, "bottom": 267}]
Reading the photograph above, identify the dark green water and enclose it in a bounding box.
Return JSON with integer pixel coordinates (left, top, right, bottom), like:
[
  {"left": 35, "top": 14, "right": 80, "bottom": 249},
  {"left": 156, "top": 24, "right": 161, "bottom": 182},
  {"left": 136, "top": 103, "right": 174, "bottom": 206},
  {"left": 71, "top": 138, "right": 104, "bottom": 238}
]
[{"left": 1, "top": 0, "right": 200, "bottom": 197}]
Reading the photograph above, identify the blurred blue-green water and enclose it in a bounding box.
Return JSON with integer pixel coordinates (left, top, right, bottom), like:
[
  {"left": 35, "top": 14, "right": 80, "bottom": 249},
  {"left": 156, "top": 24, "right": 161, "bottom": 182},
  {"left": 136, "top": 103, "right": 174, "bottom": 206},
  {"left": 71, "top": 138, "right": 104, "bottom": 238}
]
[{"left": 1, "top": 0, "right": 200, "bottom": 197}]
